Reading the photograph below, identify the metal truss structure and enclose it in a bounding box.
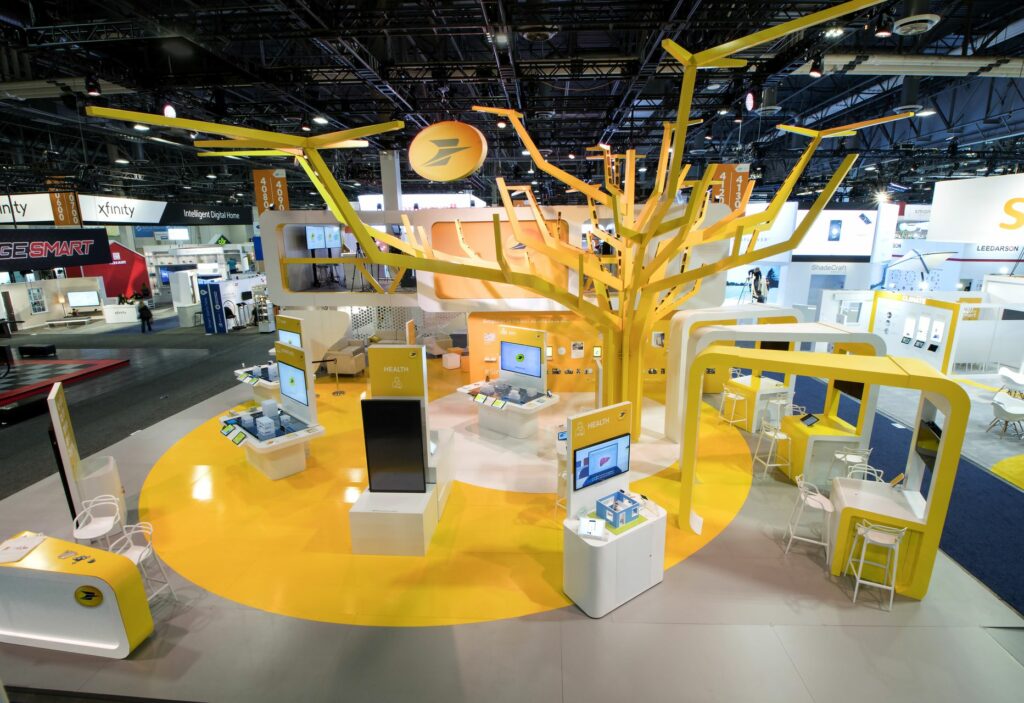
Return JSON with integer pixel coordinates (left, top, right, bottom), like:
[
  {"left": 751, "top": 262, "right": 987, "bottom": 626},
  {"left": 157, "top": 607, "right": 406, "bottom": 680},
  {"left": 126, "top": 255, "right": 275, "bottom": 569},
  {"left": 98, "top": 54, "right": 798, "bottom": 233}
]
[{"left": 0, "top": 0, "right": 1022, "bottom": 207}]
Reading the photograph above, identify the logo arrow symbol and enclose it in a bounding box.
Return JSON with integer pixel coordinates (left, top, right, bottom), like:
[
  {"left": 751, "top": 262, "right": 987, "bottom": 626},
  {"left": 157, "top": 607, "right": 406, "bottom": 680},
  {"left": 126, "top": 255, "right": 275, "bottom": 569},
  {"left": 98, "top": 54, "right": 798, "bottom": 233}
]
[{"left": 425, "top": 138, "right": 469, "bottom": 167}]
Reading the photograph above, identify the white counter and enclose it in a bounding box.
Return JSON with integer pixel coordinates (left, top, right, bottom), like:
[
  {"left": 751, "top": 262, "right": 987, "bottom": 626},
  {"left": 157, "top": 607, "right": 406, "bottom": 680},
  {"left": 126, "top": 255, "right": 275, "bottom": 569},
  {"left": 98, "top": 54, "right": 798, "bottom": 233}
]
[{"left": 563, "top": 498, "right": 667, "bottom": 618}]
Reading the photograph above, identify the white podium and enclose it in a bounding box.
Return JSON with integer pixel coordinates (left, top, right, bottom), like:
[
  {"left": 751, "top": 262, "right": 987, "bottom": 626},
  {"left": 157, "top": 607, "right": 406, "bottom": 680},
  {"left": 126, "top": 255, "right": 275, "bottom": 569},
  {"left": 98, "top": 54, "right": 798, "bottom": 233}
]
[
  {"left": 563, "top": 500, "right": 667, "bottom": 618},
  {"left": 349, "top": 429, "right": 454, "bottom": 556}
]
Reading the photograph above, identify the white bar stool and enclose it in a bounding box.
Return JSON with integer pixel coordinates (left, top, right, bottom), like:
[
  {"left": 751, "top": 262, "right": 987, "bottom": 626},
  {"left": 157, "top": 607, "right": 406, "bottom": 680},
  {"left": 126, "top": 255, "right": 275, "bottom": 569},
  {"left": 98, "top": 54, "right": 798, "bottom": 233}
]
[
  {"left": 109, "top": 522, "right": 177, "bottom": 602},
  {"left": 719, "top": 389, "right": 747, "bottom": 428},
  {"left": 828, "top": 444, "right": 873, "bottom": 481},
  {"left": 753, "top": 420, "right": 790, "bottom": 479},
  {"left": 846, "top": 463, "right": 884, "bottom": 482},
  {"left": 784, "top": 477, "right": 834, "bottom": 563},
  {"left": 843, "top": 520, "right": 906, "bottom": 610}
]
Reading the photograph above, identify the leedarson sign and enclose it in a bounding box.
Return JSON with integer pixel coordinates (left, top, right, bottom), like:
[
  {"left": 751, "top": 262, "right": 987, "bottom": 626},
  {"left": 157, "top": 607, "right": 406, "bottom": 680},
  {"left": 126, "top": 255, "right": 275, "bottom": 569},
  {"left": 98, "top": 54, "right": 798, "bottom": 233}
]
[{"left": 0, "top": 228, "right": 112, "bottom": 271}]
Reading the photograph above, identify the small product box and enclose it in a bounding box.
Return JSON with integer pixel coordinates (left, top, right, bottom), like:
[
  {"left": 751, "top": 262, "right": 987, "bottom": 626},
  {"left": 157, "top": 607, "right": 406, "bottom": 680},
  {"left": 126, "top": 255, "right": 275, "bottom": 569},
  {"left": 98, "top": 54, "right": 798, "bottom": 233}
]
[
  {"left": 596, "top": 491, "right": 640, "bottom": 529},
  {"left": 255, "top": 415, "right": 276, "bottom": 441}
]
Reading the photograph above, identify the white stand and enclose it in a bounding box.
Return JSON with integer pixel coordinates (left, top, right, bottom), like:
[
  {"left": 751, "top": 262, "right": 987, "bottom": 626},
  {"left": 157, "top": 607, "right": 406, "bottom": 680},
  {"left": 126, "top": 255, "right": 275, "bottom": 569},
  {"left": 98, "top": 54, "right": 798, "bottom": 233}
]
[
  {"left": 242, "top": 426, "right": 324, "bottom": 480},
  {"left": 349, "top": 486, "right": 438, "bottom": 556},
  {"left": 562, "top": 499, "right": 667, "bottom": 618},
  {"left": 349, "top": 430, "right": 453, "bottom": 556}
]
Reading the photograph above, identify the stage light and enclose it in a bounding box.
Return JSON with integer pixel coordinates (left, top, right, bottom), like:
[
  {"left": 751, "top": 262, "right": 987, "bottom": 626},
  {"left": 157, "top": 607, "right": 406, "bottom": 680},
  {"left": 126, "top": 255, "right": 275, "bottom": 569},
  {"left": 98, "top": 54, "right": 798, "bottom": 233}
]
[
  {"left": 312, "top": 115, "right": 329, "bottom": 125},
  {"left": 114, "top": 157, "right": 129, "bottom": 165},
  {"left": 300, "top": 116, "right": 311, "bottom": 132},
  {"left": 133, "top": 123, "right": 150, "bottom": 132},
  {"left": 809, "top": 55, "right": 825, "bottom": 78},
  {"left": 162, "top": 101, "right": 176, "bottom": 119},
  {"left": 206, "top": 172, "right": 217, "bottom": 180},
  {"left": 824, "top": 26, "right": 844, "bottom": 38},
  {"left": 85, "top": 75, "right": 101, "bottom": 97},
  {"left": 497, "top": 119, "right": 507, "bottom": 129}
]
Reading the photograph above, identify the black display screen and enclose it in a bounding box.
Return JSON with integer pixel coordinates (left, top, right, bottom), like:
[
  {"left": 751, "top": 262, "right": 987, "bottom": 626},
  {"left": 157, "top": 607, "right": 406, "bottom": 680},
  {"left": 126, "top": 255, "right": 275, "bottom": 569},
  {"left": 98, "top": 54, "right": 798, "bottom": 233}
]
[
  {"left": 916, "top": 420, "right": 941, "bottom": 471},
  {"left": 361, "top": 398, "right": 427, "bottom": 493},
  {"left": 760, "top": 340, "right": 790, "bottom": 351},
  {"left": 833, "top": 379, "right": 864, "bottom": 401}
]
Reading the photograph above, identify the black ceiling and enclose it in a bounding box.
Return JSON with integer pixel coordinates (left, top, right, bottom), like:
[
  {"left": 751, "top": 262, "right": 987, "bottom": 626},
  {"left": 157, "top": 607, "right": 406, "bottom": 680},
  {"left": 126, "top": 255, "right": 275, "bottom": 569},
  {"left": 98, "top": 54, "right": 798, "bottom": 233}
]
[{"left": 0, "top": 0, "right": 1022, "bottom": 209}]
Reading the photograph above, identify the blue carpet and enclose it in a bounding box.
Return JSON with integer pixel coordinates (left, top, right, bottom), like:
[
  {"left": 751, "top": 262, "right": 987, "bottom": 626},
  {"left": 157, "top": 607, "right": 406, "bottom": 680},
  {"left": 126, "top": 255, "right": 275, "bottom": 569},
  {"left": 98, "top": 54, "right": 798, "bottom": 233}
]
[
  {"left": 104, "top": 316, "right": 181, "bottom": 335},
  {"left": 793, "top": 376, "right": 1023, "bottom": 614}
]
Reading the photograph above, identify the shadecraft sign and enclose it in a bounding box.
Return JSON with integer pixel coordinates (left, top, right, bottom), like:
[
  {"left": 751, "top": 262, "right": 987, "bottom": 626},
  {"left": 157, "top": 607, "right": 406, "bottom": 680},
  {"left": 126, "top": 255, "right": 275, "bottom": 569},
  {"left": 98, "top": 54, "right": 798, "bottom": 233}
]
[
  {"left": 0, "top": 228, "right": 112, "bottom": 271},
  {"left": 0, "top": 193, "right": 252, "bottom": 226},
  {"left": 929, "top": 173, "right": 1024, "bottom": 244}
]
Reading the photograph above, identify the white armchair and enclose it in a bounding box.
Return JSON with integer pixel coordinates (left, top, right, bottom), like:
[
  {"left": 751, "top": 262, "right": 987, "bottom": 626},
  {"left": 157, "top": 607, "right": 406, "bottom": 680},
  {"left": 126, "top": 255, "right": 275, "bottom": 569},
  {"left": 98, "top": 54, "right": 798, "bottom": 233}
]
[{"left": 325, "top": 345, "right": 367, "bottom": 376}]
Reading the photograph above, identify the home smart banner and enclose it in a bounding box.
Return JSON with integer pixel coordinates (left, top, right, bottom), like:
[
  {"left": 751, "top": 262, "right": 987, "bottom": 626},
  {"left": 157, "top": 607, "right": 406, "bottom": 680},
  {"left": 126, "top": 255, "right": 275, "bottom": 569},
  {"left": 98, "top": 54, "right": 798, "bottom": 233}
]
[{"left": 0, "top": 228, "right": 112, "bottom": 271}]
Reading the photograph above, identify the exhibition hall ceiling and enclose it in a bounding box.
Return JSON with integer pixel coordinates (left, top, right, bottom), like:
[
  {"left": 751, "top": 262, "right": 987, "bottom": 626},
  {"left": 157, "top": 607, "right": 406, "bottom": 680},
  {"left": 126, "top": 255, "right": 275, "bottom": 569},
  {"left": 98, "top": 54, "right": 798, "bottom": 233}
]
[{"left": 0, "top": 1, "right": 1022, "bottom": 207}]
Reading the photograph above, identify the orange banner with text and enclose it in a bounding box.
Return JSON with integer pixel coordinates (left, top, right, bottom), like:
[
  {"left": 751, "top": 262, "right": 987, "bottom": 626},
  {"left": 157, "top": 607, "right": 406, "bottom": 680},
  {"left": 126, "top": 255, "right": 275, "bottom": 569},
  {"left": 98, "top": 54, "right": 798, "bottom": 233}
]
[
  {"left": 710, "top": 163, "right": 750, "bottom": 211},
  {"left": 253, "top": 169, "right": 290, "bottom": 214},
  {"left": 47, "top": 180, "right": 82, "bottom": 226}
]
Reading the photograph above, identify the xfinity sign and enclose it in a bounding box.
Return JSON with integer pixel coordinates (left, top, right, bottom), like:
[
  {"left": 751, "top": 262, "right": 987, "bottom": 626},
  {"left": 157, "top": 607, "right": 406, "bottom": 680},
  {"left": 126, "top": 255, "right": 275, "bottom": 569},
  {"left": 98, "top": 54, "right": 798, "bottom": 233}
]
[{"left": 0, "top": 193, "right": 252, "bottom": 225}]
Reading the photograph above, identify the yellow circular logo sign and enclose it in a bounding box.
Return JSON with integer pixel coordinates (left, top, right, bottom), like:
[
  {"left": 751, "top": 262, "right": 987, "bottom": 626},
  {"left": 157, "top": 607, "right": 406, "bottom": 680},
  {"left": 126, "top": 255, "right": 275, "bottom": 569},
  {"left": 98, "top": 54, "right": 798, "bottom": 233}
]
[
  {"left": 408, "top": 121, "right": 488, "bottom": 182},
  {"left": 75, "top": 585, "right": 103, "bottom": 607}
]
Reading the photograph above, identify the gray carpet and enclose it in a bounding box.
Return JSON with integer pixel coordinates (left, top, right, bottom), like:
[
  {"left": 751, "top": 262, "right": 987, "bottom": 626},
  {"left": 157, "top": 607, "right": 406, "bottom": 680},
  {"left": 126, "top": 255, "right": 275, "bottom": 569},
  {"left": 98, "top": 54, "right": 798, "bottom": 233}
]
[{"left": 0, "top": 325, "right": 277, "bottom": 500}]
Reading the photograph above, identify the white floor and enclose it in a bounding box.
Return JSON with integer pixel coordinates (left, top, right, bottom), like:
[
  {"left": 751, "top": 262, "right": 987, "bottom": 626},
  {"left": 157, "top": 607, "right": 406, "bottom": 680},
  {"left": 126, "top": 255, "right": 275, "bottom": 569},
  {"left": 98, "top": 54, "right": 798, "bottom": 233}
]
[{"left": 1, "top": 385, "right": 1022, "bottom": 703}]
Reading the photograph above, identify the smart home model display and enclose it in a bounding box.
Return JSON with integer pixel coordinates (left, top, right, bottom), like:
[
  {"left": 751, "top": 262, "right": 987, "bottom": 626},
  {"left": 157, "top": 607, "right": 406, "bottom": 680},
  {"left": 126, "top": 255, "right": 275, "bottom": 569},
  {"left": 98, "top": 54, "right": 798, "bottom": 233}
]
[
  {"left": 305, "top": 226, "right": 326, "bottom": 250},
  {"left": 573, "top": 433, "right": 630, "bottom": 491},
  {"left": 67, "top": 290, "right": 101, "bottom": 308},
  {"left": 278, "top": 329, "right": 301, "bottom": 348},
  {"left": 278, "top": 361, "right": 308, "bottom": 406},
  {"left": 500, "top": 341, "right": 542, "bottom": 378}
]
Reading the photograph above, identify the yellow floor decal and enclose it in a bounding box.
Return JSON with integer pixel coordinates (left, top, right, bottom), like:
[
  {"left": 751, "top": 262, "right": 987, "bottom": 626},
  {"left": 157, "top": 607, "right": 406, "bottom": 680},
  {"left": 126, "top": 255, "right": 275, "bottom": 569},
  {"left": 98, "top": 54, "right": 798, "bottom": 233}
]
[
  {"left": 991, "top": 455, "right": 1024, "bottom": 491},
  {"left": 139, "top": 361, "right": 751, "bottom": 626}
]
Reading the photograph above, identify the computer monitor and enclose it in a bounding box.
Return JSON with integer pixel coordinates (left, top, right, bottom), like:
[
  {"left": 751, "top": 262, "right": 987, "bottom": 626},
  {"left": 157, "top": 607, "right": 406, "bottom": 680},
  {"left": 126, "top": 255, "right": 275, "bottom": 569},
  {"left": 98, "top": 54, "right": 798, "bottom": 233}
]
[
  {"left": 760, "top": 340, "right": 790, "bottom": 351},
  {"left": 278, "top": 329, "right": 301, "bottom": 348},
  {"left": 305, "top": 226, "right": 326, "bottom": 250},
  {"left": 66, "top": 290, "right": 101, "bottom": 308},
  {"left": 833, "top": 379, "right": 863, "bottom": 401},
  {"left": 325, "top": 226, "right": 342, "bottom": 249},
  {"left": 915, "top": 420, "right": 941, "bottom": 471},
  {"left": 573, "top": 433, "right": 630, "bottom": 491},
  {"left": 499, "top": 341, "right": 542, "bottom": 378},
  {"left": 361, "top": 398, "right": 427, "bottom": 493},
  {"left": 277, "top": 360, "right": 308, "bottom": 406},
  {"left": 241, "top": 291, "right": 253, "bottom": 301}
]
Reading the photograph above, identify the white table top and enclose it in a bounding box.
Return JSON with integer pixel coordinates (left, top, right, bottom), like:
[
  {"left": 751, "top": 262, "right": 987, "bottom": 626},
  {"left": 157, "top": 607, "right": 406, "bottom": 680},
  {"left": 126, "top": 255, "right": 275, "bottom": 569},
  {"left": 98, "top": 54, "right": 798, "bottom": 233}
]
[
  {"left": 830, "top": 477, "right": 926, "bottom": 524},
  {"left": 564, "top": 499, "right": 666, "bottom": 548},
  {"left": 730, "top": 375, "right": 788, "bottom": 392}
]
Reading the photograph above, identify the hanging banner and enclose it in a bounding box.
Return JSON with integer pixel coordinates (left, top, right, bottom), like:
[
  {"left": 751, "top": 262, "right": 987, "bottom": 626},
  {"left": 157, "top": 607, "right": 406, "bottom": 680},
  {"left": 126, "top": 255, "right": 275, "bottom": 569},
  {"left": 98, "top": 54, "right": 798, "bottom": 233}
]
[
  {"left": 2, "top": 194, "right": 251, "bottom": 225},
  {"left": 929, "top": 173, "right": 1024, "bottom": 244},
  {"left": 0, "top": 193, "right": 54, "bottom": 224},
  {"left": 0, "top": 228, "right": 111, "bottom": 271},
  {"left": 253, "top": 169, "right": 290, "bottom": 214},
  {"left": 46, "top": 180, "right": 83, "bottom": 227},
  {"left": 710, "top": 163, "right": 750, "bottom": 211}
]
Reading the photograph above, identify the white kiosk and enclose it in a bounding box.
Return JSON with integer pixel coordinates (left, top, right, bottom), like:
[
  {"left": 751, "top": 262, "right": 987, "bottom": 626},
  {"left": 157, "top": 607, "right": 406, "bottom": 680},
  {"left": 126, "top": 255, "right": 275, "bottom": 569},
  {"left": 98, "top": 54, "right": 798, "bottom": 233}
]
[
  {"left": 233, "top": 361, "right": 280, "bottom": 405},
  {"left": 459, "top": 325, "right": 559, "bottom": 439},
  {"left": 561, "top": 402, "right": 666, "bottom": 618},
  {"left": 220, "top": 316, "right": 324, "bottom": 480}
]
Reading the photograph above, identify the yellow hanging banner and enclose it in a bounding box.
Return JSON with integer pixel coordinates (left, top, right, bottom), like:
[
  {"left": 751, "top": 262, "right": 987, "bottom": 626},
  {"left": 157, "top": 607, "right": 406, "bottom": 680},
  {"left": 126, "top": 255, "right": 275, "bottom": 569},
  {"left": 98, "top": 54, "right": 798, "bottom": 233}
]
[{"left": 368, "top": 345, "right": 427, "bottom": 398}]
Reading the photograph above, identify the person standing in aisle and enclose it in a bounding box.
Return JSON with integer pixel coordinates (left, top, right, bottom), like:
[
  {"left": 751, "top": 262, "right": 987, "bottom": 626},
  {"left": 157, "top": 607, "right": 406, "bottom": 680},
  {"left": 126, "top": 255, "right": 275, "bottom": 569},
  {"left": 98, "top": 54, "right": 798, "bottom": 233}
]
[{"left": 138, "top": 300, "right": 154, "bottom": 333}]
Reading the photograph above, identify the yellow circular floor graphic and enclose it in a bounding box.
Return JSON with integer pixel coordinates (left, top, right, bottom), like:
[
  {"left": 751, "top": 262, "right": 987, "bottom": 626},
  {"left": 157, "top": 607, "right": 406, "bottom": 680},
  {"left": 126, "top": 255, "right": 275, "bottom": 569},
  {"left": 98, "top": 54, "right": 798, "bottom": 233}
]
[{"left": 139, "top": 376, "right": 751, "bottom": 627}]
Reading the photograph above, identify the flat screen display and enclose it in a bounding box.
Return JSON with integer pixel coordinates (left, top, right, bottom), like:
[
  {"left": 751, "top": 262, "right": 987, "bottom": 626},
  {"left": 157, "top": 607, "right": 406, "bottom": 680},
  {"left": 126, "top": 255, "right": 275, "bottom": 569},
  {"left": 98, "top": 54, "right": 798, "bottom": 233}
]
[
  {"left": 500, "top": 341, "right": 542, "bottom": 378},
  {"left": 278, "top": 361, "right": 308, "bottom": 406},
  {"left": 278, "top": 329, "right": 301, "bottom": 348},
  {"left": 916, "top": 420, "right": 941, "bottom": 471},
  {"left": 361, "top": 398, "right": 427, "bottom": 493},
  {"left": 760, "top": 340, "right": 790, "bottom": 351},
  {"left": 67, "top": 290, "right": 101, "bottom": 308},
  {"left": 573, "top": 433, "right": 630, "bottom": 491},
  {"left": 166, "top": 227, "right": 190, "bottom": 241},
  {"left": 833, "top": 379, "right": 863, "bottom": 401},
  {"left": 325, "top": 227, "right": 342, "bottom": 249},
  {"left": 305, "top": 226, "right": 326, "bottom": 250}
]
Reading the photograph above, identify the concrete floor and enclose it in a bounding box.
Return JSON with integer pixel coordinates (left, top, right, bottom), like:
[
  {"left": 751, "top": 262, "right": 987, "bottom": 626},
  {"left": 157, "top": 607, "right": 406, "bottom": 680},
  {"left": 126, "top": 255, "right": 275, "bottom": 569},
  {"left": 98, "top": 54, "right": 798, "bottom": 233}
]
[{"left": 1, "top": 385, "right": 1022, "bottom": 703}]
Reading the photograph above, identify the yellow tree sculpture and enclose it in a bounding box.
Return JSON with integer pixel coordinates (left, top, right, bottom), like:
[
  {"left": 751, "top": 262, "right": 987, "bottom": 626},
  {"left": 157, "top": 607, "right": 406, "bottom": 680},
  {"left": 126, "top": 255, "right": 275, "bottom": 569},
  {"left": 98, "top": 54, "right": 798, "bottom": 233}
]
[{"left": 87, "top": 0, "right": 907, "bottom": 437}]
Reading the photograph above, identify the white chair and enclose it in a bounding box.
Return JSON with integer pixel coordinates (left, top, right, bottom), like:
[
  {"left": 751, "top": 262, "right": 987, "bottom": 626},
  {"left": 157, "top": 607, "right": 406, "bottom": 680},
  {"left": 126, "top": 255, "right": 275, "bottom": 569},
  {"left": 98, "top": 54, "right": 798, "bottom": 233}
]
[
  {"left": 843, "top": 520, "right": 906, "bottom": 610},
  {"left": 72, "top": 495, "right": 122, "bottom": 548},
  {"left": 784, "top": 477, "right": 834, "bottom": 563},
  {"left": 109, "top": 523, "right": 176, "bottom": 602},
  {"left": 719, "top": 389, "right": 747, "bottom": 427},
  {"left": 753, "top": 420, "right": 790, "bottom": 479},
  {"left": 829, "top": 444, "right": 873, "bottom": 479},
  {"left": 846, "top": 464, "right": 884, "bottom": 482},
  {"left": 986, "top": 396, "right": 1024, "bottom": 437}
]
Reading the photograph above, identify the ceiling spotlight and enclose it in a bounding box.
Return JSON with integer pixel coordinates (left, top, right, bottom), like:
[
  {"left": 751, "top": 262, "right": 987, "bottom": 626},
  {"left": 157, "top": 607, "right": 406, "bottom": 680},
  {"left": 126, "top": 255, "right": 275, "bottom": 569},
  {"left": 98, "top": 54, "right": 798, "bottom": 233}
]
[
  {"left": 182, "top": 184, "right": 191, "bottom": 189},
  {"left": 114, "top": 157, "right": 129, "bottom": 165},
  {"left": 162, "top": 101, "right": 176, "bottom": 119},
  {"left": 85, "top": 75, "right": 101, "bottom": 97},
  {"left": 717, "top": 107, "right": 730, "bottom": 116},
  {"left": 865, "top": 164, "right": 877, "bottom": 172},
  {"left": 235, "top": 192, "right": 245, "bottom": 197},
  {"left": 530, "top": 180, "right": 538, "bottom": 185},
  {"left": 873, "top": 14, "right": 893, "bottom": 38},
  {"left": 638, "top": 165, "right": 648, "bottom": 173},
  {"left": 353, "top": 182, "right": 361, "bottom": 187},
  {"left": 521, "top": 149, "right": 530, "bottom": 156},
  {"left": 133, "top": 123, "right": 150, "bottom": 132},
  {"left": 312, "top": 115, "right": 329, "bottom": 125},
  {"left": 704, "top": 134, "right": 713, "bottom": 140},
  {"left": 300, "top": 116, "right": 312, "bottom": 132},
  {"left": 916, "top": 102, "right": 937, "bottom": 117},
  {"left": 824, "top": 26, "right": 845, "bottom": 38},
  {"left": 189, "top": 130, "right": 199, "bottom": 139},
  {"left": 528, "top": 167, "right": 535, "bottom": 174},
  {"left": 809, "top": 54, "right": 825, "bottom": 79},
  {"left": 205, "top": 172, "right": 217, "bottom": 180},
  {"left": 497, "top": 119, "right": 508, "bottom": 129},
  {"left": 568, "top": 152, "right": 575, "bottom": 159}
]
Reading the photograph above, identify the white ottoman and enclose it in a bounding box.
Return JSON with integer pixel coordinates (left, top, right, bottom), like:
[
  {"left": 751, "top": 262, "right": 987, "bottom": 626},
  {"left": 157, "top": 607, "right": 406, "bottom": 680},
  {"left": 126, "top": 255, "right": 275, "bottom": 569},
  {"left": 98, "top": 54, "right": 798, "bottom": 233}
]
[{"left": 442, "top": 352, "right": 461, "bottom": 369}]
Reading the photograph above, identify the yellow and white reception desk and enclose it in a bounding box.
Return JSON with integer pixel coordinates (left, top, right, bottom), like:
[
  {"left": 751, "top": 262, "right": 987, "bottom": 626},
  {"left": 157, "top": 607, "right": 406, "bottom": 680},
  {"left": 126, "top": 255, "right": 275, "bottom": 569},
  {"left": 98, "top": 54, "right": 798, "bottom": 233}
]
[{"left": 0, "top": 533, "right": 153, "bottom": 659}]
